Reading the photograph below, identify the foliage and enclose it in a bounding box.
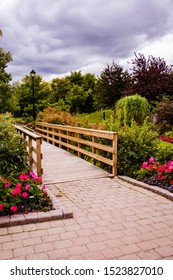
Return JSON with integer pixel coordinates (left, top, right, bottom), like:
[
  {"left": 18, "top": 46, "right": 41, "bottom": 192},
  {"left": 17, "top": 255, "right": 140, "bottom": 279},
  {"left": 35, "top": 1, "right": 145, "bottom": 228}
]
[
  {"left": 131, "top": 53, "right": 173, "bottom": 102},
  {"left": 0, "top": 113, "right": 27, "bottom": 175},
  {"left": 153, "top": 99, "right": 173, "bottom": 134},
  {"left": 0, "top": 30, "right": 16, "bottom": 113},
  {"left": 0, "top": 172, "right": 53, "bottom": 216},
  {"left": 13, "top": 75, "right": 53, "bottom": 117},
  {"left": 137, "top": 157, "right": 173, "bottom": 192},
  {"left": 95, "top": 61, "right": 131, "bottom": 109},
  {"left": 37, "top": 107, "right": 80, "bottom": 126},
  {"left": 155, "top": 141, "right": 173, "bottom": 164},
  {"left": 105, "top": 117, "right": 159, "bottom": 177},
  {"left": 115, "top": 94, "right": 150, "bottom": 125}
]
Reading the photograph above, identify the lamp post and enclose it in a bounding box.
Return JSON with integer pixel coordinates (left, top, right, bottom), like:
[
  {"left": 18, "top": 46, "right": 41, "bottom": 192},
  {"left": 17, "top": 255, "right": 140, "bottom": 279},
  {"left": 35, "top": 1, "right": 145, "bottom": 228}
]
[{"left": 30, "top": 69, "right": 36, "bottom": 121}]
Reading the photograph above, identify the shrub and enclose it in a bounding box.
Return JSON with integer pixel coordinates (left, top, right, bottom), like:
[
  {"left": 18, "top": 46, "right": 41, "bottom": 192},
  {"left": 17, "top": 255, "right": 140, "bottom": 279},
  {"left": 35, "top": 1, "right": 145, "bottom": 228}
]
[
  {"left": 0, "top": 113, "right": 27, "bottom": 175},
  {"left": 153, "top": 99, "right": 173, "bottom": 134},
  {"left": 105, "top": 117, "right": 159, "bottom": 177},
  {"left": 37, "top": 107, "right": 80, "bottom": 126},
  {"left": 115, "top": 94, "right": 150, "bottom": 125},
  {"left": 155, "top": 141, "right": 173, "bottom": 163},
  {"left": 0, "top": 172, "right": 53, "bottom": 216}
]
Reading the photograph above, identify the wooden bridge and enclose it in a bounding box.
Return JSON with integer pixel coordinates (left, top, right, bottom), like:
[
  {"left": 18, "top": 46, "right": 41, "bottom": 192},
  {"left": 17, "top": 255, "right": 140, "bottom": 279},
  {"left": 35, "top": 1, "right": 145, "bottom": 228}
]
[{"left": 15, "top": 123, "right": 117, "bottom": 183}]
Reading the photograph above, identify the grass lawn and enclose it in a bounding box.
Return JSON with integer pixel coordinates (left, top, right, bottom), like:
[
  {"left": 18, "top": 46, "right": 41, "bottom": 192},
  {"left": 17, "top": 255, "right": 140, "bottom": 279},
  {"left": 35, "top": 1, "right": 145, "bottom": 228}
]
[{"left": 78, "top": 109, "right": 114, "bottom": 123}]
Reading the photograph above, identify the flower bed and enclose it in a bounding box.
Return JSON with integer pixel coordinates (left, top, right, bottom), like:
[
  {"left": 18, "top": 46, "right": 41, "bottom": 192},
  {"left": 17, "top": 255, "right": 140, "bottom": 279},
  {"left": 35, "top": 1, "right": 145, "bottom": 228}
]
[
  {"left": 0, "top": 172, "right": 53, "bottom": 216},
  {"left": 137, "top": 157, "right": 173, "bottom": 192}
]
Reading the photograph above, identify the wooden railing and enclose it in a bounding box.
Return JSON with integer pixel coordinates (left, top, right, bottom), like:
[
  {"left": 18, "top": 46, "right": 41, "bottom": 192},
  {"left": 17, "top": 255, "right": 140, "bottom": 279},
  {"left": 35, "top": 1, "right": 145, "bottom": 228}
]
[
  {"left": 36, "top": 122, "right": 117, "bottom": 176},
  {"left": 15, "top": 125, "right": 43, "bottom": 177}
]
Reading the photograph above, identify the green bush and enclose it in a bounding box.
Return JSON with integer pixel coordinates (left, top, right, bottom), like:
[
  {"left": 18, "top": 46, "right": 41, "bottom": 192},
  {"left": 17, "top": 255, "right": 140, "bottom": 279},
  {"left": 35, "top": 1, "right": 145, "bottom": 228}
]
[
  {"left": 155, "top": 141, "right": 173, "bottom": 163},
  {"left": 153, "top": 99, "right": 173, "bottom": 134},
  {"left": 0, "top": 113, "right": 27, "bottom": 175},
  {"left": 105, "top": 117, "right": 159, "bottom": 177},
  {"left": 115, "top": 94, "right": 150, "bottom": 125}
]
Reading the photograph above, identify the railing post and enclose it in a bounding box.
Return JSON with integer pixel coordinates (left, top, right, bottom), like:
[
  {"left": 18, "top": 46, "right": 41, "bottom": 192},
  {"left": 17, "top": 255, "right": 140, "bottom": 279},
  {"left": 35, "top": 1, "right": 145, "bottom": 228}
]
[
  {"left": 36, "top": 138, "right": 42, "bottom": 177},
  {"left": 78, "top": 133, "right": 81, "bottom": 158},
  {"left": 28, "top": 136, "right": 33, "bottom": 171},
  {"left": 112, "top": 133, "right": 117, "bottom": 176},
  {"left": 92, "top": 136, "right": 96, "bottom": 165}
]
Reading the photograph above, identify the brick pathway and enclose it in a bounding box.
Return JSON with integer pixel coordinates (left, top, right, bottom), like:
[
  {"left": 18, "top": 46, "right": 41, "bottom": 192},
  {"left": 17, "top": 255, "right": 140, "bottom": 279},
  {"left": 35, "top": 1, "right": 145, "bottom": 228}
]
[{"left": 1, "top": 177, "right": 173, "bottom": 260}]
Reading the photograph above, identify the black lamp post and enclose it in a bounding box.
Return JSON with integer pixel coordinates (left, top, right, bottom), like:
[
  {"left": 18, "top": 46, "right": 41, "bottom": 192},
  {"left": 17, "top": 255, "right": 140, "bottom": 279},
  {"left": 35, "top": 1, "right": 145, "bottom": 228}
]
[{"left": 30, "top": 69, "right": 36, "bottom": 121}]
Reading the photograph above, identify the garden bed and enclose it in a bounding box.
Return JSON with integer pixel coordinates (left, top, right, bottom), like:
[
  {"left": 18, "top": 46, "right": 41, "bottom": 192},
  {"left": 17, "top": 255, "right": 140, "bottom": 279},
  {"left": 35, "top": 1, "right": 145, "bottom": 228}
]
[
  {"left": 0, "top": 172, "right": 73, "bottom": 227},
  {"left": 118, "top": 176, "right": 173, "bottom": 202}
]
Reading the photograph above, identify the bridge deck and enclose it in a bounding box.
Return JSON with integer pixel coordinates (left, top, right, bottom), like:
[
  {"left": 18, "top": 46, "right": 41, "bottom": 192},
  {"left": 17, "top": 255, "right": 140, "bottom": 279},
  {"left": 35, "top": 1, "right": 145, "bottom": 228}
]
[{"left": 41, "top": 141, "right": 111, "bottom": 184}]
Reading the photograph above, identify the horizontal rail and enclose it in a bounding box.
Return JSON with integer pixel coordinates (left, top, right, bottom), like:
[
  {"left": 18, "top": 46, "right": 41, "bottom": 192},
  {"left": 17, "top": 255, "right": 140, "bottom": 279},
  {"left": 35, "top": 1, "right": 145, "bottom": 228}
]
[
  {"left": 15, "top": 125, "right": 43, "bottom": 177},
  {"left": 36, "top": 122, "right": 117, "bottom": 176}
]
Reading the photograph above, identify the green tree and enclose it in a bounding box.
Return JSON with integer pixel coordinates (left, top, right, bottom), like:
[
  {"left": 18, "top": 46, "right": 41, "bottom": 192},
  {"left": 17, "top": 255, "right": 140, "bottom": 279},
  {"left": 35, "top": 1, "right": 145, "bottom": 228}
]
[
  {"left": 95, "top": 61, "right": 131, "bottom": 109},
  {"left": 0, "top": 30, "right": 15, "bottom": 113},
  {"left": 115, "top": 94, "right": 150, "bottom": 125},
  {"left": 67, "top": 84, "right": 89, "bottom": 114},
  {"left": 14, "top": 74, "right": 52, "bottom": 118}
]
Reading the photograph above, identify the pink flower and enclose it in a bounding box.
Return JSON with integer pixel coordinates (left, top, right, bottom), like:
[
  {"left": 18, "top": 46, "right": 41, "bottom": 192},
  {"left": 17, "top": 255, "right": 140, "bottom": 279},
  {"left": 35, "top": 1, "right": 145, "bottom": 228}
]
[
  {"left": 10, "top": 206, "right": 18, "bottom": 213},
  {"left": 18, "top": 173, "right": 29, "bottom": 180},
  {"left": 22, "top": 192, "right": 29, "bottom": 198},
  {"left": 158, "top": 175, "right": 166, "bottom": 180},
  {"left": 149, "top": 157, "right": 155, "bottom": 163},
  {"left": 147, "top": 164, "right": 154, "bottom": 171},
  {"left": 142, "top": 162, "right": 148, "bottom": 169},
  {"left": 1, "top": 177, "right": 6, "bottom": 182},
  {"left": 4, "top": 181, "right": 11, "bottom": 188},
  {"left": 25, "top": 184, "right": 30, "bottom": 191},
  {"left": 0, "top": 204, "right": 4, "bottom": 211},
  {"left": 12, "top": 187, "right": 21, "bottom": 196},
  {"left": 16, "top": 183, "right": 22, "bottom": 188},
  {"left": 37, "top": 177, "right": 42, "bottom": 183},
  {"left": 41, "top": 185, "right": 46, "bottom": 190}
]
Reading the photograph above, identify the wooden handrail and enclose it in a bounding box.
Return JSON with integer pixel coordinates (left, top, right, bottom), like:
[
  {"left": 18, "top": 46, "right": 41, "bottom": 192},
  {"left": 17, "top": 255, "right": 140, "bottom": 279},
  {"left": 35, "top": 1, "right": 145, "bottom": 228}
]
[
  {"left": 14, "top": 125, "right": 43, "bottom": 177},
  {"left": 36, "top": 122, "right": 117, "bottom": 176}
]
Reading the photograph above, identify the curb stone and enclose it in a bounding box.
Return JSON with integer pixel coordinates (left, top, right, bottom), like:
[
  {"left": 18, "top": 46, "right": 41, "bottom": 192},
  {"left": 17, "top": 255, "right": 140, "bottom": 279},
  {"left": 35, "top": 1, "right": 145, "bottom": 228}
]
[
  {"left": 118, "top": 176, "right": 173, "bottom": 202},
  {"left": 0, "top": 186, "right": 73, "bottom": 228}
]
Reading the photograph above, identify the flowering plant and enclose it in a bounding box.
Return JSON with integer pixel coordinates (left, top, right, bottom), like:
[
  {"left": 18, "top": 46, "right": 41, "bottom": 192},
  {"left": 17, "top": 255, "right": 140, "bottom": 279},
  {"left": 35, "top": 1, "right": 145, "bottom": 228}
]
[
  {"left": 0, "top": 172, "right": 52, "bottom": 216},
  {"left": 137, "top": 157, "right": 173, "bottom": 192}
]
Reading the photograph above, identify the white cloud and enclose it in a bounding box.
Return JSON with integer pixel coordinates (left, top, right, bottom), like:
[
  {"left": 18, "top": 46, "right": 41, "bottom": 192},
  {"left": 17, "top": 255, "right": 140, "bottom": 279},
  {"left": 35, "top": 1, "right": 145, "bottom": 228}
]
[{"left": 1, "top": 0, "right": 173, "bottom": 81}]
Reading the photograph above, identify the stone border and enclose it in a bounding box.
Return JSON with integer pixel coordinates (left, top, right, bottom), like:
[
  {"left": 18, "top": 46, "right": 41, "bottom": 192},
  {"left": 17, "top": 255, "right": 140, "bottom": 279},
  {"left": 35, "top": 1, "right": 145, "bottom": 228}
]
[
  {"left": 118, "top": 176, "right": 173, "bottom": 201},
  {"left": 0, "top": 187, "right": 73, "bottom": 228}
]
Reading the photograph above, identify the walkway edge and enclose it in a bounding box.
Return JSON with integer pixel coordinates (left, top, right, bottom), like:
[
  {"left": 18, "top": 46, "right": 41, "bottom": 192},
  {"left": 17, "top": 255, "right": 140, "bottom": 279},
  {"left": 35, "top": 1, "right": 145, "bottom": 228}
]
[
  {"left": 118, "top": 176, "right": 173, "bottom": 202},
  {"left": 0, "top": 187, "right": 73, "bottom": 228}
]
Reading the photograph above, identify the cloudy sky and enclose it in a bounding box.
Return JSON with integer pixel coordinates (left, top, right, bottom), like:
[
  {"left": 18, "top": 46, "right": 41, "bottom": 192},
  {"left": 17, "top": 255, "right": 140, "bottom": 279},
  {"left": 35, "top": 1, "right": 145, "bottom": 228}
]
[{"left": 1, "top": 0, "right": 173, "bottom": 82}]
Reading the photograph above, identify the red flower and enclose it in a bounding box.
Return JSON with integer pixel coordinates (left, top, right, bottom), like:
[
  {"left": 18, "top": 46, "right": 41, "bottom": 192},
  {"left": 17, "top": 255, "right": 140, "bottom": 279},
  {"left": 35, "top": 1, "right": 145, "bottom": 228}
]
[
  {"left": 147, "top": 164, "right": 154, "bottom": 171},
  {"left": 12, "top": 187, "right": 21, "bottom": 196},
  {"left": 22, "top": 192, "right": 29, "bottom": 198},
  {"left": 18, "top": 173, "right": 29, "bottom": 180},
  {"left": 16, "top": 183, "right": 22, "bottom": 188},
  {"left": 149, "top": 157, "right": 155, "bottom": 163},
  {"left": 142, "top": 162, "right": 148, "bottom": 169},
  {"left": 170, "top": 180, "right": 173, "bottom": 185},
  {"left": 4, "top": 181, "right": 11, "bottom": 188},
  {"left": 0, "top": 204, "right": 4, "bottom": 211},
  {"left": 10, "top": 206, "right": 18, "bottom": 213}
]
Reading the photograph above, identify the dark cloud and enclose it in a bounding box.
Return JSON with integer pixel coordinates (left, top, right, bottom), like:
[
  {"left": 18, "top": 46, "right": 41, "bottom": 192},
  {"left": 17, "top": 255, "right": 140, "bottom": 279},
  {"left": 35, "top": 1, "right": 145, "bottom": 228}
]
[{"left": 1, "top": 0, "right": 173, "bottom": 81}]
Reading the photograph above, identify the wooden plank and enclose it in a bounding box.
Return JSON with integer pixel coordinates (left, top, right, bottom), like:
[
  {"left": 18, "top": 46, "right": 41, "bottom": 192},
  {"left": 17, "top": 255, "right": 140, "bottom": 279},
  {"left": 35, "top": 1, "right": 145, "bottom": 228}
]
[
  {"left": 37, "top": 128, "right": 113, "bottom": 153},
  {"left": 36, "top": 122, "right": 116, "bottom": 139}
]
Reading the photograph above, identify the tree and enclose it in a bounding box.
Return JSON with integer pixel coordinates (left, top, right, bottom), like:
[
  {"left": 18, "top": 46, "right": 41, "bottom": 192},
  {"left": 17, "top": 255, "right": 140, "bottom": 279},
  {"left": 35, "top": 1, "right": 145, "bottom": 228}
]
[
  {"left": 95, "top": 61, "right": 131, "bottom": 109},
  {"left": 0, "top": 30, "right": 15, "bottom": 113},
  {"left": 14, "top": 74, "right": 52, "bottom": 117},
  {"left": 131, "top": 53, "right": 173, "bottom": 102},
  {"left": 67, "top": 84, "right": 89, "bottom": 114},
  {"left": 115, "top": 94, "right": 150, "bottom": 125}
]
